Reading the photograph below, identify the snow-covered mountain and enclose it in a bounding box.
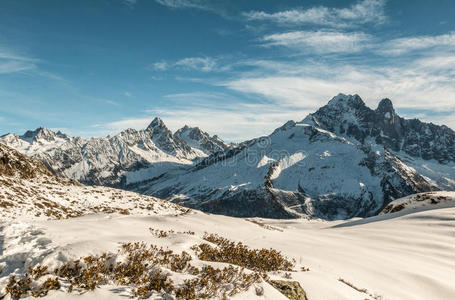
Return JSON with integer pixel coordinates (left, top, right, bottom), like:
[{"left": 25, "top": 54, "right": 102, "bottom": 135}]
[
  {"left": 2, "top": 94, "right": 454, "bottom": 220},
  {"left": 133, "top": 94, "right": 454, "bottom": 220},
  {"left": 175, "top": 125, "right": 229, "bottom": 155},
  {"left": 0, "top": 142, "right": 185, "bottom": 222},
  {"left": 0, "top": 118, "right": 228, "bottom": 188}
]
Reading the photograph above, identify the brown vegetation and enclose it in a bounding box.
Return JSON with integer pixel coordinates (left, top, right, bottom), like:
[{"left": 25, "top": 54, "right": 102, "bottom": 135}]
[{"left": 192, "top": 233, "right": 295, "bottom": 272}]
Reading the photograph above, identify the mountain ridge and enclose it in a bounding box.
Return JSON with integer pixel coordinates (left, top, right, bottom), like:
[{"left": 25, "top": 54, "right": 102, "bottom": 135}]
[
  {"left": 0, "top": 118, "right": 229, "bottom": 187},
  {"left": 1, "top": 94, "right": 454, "bottom": 220},
  {"left": 131, "top": 94, "right": 453, "bottom": 219}
]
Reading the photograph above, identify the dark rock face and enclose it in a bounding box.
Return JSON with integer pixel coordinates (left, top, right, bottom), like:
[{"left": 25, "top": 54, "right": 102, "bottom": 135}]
[
  {"left": 0, "top": 143, "right": 51, "bottom": 178},
  {"left": 179, "top": 188, "right": 300, "bottom": 219},
  {"left": 306, "top": 94, "right": 455, "bottom": 163}
]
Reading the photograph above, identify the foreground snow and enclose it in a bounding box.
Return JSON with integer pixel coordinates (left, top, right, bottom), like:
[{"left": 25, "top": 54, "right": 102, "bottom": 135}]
[{"left": 1, "top": 202, "right": 455, "bottom": 299}]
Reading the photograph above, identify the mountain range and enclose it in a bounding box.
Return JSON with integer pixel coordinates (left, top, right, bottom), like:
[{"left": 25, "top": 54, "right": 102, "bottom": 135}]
[
  {"left": 2, "top": 93, "right": 454, "bottom": 220},
  {"left": 0, "top": 119, "right": 228, "bottom": 187}
]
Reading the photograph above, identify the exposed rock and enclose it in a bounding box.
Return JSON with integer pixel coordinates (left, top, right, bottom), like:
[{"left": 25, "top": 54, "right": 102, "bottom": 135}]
[{"left": 269, "top": 280, "right": 307, "bottom": 300}]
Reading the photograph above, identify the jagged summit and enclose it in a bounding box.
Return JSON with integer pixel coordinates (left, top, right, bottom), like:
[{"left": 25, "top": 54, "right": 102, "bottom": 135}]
[
  {"left": 303, "top": 94, "right": 455, "bottom": 162},
  {"left": 147, "top": 117, "right": 167, "bottom": 130},
  {"left": 0, "top": 117, "right": 228, "bottom": 187},
  {"left": 376, "top": 98, "right": 394, "bottom": 111},
  {"left": 22, "top": 127, "right": 55, "bottom": 141},
  {"left": 20, "top": 127, "right": 71, "bottom": 144},
  {"left": 376, "top": 98, "right": 396, "bottom": 117},
  {"left": 175, "top": 125, "right": 229, "bottom": 155},
  {"left": 176, "top": 125, "right": 204, "bottom": 136},
  {"left": 326, "top": 93, "right": 366, "bottom": 109}
]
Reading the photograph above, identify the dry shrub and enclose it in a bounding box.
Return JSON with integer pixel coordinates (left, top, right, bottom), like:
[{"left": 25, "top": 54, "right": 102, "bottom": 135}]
[
  {"left": 192, "top": 233, "right": 295, "bottom": 272},
  {"left": 175, "top": 265, "right": 261, "bottom": 299},
  {"left": 31, "top": 278, "right": 61, "bottom": 297},
  {"left": 2, "top": 241, "right": 262, "bottom": 299},
  {"left": 3, "top": 274, "right": 60, "bottom": 300}
]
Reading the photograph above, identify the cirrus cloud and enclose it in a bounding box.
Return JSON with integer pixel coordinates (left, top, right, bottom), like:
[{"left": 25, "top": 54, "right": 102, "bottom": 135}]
[
  {"left": 262, "top": 30, "right": 372, "bottom": 54},
  {"left": 244, "top": 0, "right": 387, "bottom": 28}
]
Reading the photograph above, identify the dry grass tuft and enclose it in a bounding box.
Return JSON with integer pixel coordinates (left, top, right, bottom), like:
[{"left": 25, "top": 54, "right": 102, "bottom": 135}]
[
  {"left": 246, "top": 219, "right": 284, "bottom": 232},
  {"left": 149, "top": 227, "right": 195, "bottom": 238}
]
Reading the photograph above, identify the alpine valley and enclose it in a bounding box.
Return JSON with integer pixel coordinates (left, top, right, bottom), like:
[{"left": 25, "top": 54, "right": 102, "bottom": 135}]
[{"left": 2, "top": 94, "right": 455, "bottom": 220}]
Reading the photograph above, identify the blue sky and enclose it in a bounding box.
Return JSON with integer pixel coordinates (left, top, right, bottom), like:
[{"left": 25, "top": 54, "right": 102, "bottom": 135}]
[{"left": 1, "top": 0, "right": 455, "bottom": 141}]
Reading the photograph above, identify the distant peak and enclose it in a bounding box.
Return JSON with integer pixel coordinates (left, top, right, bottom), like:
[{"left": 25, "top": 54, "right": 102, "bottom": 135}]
[
  {"left": 176, "top": 125, "right": 203, "bottom": 135},
  {"left": 327, "top": 93, "right": 365, "bottom": 108},
  {"left": 22, "top": 127, "right": 55, "bottom": 139},
  {"left": 147, "top": 117, "right": 166, "bottom": 129},
  {"left": 376, "top": 98, "right": 394, "bottom": 112}
]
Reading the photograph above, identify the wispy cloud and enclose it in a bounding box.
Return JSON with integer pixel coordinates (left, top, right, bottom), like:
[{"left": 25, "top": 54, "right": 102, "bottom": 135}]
[
  {"left": 155, "top": 0, "right": 203, "bottom": 9},
  {"left": 262, "top": 30, "right": 372, "bottom": 54},
  {"left": 89, "top": 50, "right": 455, "bottom": 140},
  {"left": 175, "top": 57, "right": 216, "bottom": 72},
  {"left": 243, "top": 0, "right": 387, "bottom": 28},
  {"left": 222, "top": 53, "right": 455, "bottom": 117},
  {"left": 150, "top": 57, "right": 218, "bottom": 72},
  {"left": 154, "top": 0, "right": 222, "bottom": 13},
  {"left": 0, "top": 60, "right": 35, "bottom": 74},
  {"left": 0, "top": 47, "right": 38, "bottom": 74},
  {"left": 104, "top": 99, "right": 121, "bottom": 106},
  {"left": 152, "top": 61, "right": 169, "bottom": 71},
  {"left": 377, "top": 31, "right": 455, "bottom": 56}
]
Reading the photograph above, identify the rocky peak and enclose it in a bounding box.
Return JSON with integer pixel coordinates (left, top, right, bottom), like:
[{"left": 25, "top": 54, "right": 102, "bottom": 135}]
[
  {"left": 302, "top": 94, "right": 455, "bottom": 163},
  {"left": 273, "top": 120, "right": 296, "bottom": 134},
  {"left": 175, "top": 125, "right": 228, "bottom": 155},
  {"left": 21, "top": 127, "right": 57, "bottom": 143},
  {"left": 326, "top": 93, "right": 366, "bottom": 110},
  {"left": 147, "top": 117, "right": 166, "bottom": 130},
  {"left": 376, "top": 98, "right": 396, "bottom": 121},
  {"left": 374, "top": 98, "right": 403, "bottom": 142},
  {"left": 176, "top": 126, "right": 204, "bottom": 140},
  {"left": 145, "top": 117, "right": 175, "bottom": 143},
  {"left": 376, "top": 98, "right": 394, "bottom": 113}
]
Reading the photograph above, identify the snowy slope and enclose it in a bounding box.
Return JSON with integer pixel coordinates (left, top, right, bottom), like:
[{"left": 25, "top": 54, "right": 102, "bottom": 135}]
[
  {"left": 0, "top": 119, "right": 227, "bottom": 188},
  {"left": 0, "top": 143, "right": 186, "bottom": 223},
  {"left": 1, "top": 141, "right": 454, "bottom": 299},
  {"left": 1, "top": 200, "right": 454, "bottom": 299},
  {"left": 380, "top": 191, "right": 455, "bottom": 214}
]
